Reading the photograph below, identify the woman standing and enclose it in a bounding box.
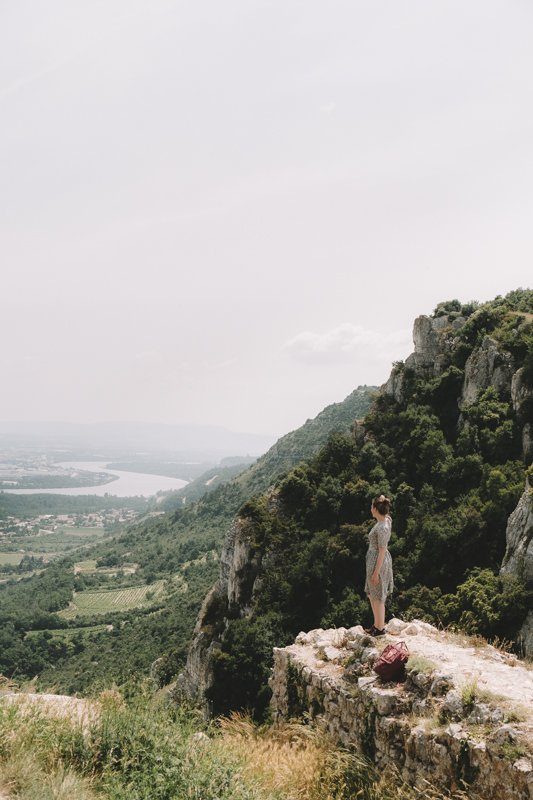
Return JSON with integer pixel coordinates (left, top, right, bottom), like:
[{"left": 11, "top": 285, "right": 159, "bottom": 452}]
[{"left": 363, "top": 494, "right": 394, "bottom": 636}]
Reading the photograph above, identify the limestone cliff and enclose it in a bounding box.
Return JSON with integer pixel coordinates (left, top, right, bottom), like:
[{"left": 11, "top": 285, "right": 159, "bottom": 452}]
[
  {"left": 383, "top": 311, "right": 531, "bottom": 462},
  {"left": 500, "top": 479, "right": 533, "bottom": 656},
  {"left": 383, "top": 312, "right": 465, "bottom": 401},
  {"left": 461, "top": 335, "right": 516, "bottom": 407},
  {"left": 512, "top": 367, "right": 533, "bottom": 464},
  {"left": 177, "top": 490, "right": 278, "bottom": 715}
]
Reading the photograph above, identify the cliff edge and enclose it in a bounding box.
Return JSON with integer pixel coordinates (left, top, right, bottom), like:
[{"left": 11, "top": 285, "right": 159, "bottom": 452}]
[{"left": 269, "top": 618, "right": 533, "bottom": 800}]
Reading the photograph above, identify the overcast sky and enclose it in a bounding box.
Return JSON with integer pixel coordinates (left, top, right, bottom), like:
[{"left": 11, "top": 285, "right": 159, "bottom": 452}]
[{"left": 1, "top": 1, "right": 532, "bottom": 438}]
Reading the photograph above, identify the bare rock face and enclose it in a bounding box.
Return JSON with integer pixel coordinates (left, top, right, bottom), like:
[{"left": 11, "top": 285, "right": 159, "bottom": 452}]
[
  {"left": 177, "top": 492, "right": 275, "bottom": 714},
  {"left": 518, "top": 611, "right": 533, "bottom": 659},
  {"left": 461, "top": 336, "right": 515, "bottom": 407},
  {"left": 500, "top": 480, "right": 533, "bottom": 656},
  {"left": 523, "top": 424, "right": 533, "bottom": 466},
  {"left": 175, "top": 581, "right": 225, "bottom": 716},
  {"left": 512, "top": 367, "right": 533, "bottom": 413},
  {"left": 383, "top": 363, "right": 407, "bottom": 405},
  {"left": 408, "top": 315, "right": 452, "bottom": 370},
  {"left": 405, "top": 315, "right": 453, "bottom": 377},
  {"left": 512, "top": 367, "right": 533, "bottom": 464},
  {"left": 383, "top": 314, "right": 465, "bottom": 403},
  {"left": 501, "top": 480, "right": 533, "bottom": 586}
]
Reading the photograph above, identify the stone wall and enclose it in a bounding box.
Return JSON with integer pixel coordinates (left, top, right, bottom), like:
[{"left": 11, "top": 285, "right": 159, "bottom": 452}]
[{"left": 268, "top": 622, "right": 533, "bottom": 800}]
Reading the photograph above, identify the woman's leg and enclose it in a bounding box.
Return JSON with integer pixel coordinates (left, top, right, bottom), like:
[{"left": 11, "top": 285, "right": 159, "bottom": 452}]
[
  {"left": 368, "top": 596, "right": 381, "bottom": 628},
  {"left": 367, "top": 595, "right": 375, "bottom": 627},
  {"left": 374, "top": 599, "right": 385, "bottom": 629}
]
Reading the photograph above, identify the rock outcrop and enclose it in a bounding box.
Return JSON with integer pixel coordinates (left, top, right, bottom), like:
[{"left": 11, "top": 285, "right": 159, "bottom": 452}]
[
  {"left": 0, "top": 691, "right": 98, "bottom": 728},
  {"left": 512, "top": 367, "right": 533, "bottom": 464},
  {"left": 383, "top": 313, "right": 532, "bottom": 465},
  {"left": 269, "top": 620, "right": 533, "bottom": 800},
  {"left": 500, "top": 479, "right": 533, "bottom": 656},
  {"left": 177, "top": 493, "right": 277, "bottom": 715},
  {"left": 461, "top": 335, "right": 515, "bottom": 407},
  {"left": 383, "top": 314, "right": 463, "bottom": 404}
]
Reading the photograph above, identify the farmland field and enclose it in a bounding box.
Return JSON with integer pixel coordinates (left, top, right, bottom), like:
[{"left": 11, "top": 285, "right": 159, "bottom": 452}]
[
  {"left": 73, "top": 559, "right": 138, "bottom": 575},
  {"left": 58, "top": 580, "right": 169, "bottom": 619},
  {"left": 0, "top": 527, "right": 108, "bottom": 569},
  {"left": 17, "top": 526, "right": 107, "bottom": 553},
  {"left": 0, "top": 552, "right": 29, "bottom": 565},
  {"left": 25, "top": 624, "right": 111, "bottom": 640},
  {"left": 73, "top": 559, "right": 98, "bottom": 572}
]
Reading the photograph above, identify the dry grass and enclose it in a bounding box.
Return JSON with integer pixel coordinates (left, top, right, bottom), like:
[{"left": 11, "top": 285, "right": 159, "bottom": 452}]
[
  {"left": 458, "top": 676, "right": 530, "bottom": 723},
  {"left": 406, "top": 654, "right": 437, "bottom": 674},
  {"left": 0, "top": 685, "right": 500, "bottom": 800},
  {"left": 509, "top": 310, "right": 533, "bottom": 323},
  {"left": 210, "top": 710, "right": 484, "bottom": 800},
  {"left": 0, "top": 714, "right": 98, "bottom": 800},
  {"left": 211, "top": 711, "right": 348, "bottom": 800},
  {"left": 0, "top": 756, "right": 97, "bottom": 800},
  {"left": 416, "top": 618, "right": 518, "bottom": 656}
]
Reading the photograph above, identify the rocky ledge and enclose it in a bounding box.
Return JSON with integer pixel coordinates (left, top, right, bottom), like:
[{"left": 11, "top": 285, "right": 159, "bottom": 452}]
[{"left": 269, "top": 618, "right": 533, "bottom": 800}]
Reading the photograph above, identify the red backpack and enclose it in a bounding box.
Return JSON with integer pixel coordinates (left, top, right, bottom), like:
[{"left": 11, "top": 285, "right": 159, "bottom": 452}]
[{"left": 373, "top": 640, "right": 409, "bottom": 681}]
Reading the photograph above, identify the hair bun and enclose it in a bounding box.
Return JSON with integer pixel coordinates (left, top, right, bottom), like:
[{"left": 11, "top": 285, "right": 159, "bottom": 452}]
[{"left": 372, "top": 494, "right": 392, "bottom": 514}]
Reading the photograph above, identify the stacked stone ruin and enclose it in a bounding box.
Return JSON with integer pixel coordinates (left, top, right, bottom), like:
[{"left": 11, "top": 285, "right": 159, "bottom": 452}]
[{"left": 268, "top": 619, "right": 533, "bottom": 800}]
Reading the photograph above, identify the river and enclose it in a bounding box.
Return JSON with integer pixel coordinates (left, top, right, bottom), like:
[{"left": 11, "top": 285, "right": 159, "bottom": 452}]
[{"left": 6, "top": 461, "right": 189, "bottom": 498}]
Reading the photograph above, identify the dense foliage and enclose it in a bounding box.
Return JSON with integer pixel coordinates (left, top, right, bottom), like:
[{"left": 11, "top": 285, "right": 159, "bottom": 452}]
[{"left": 0, "top": 492, "right": 149, "bottom": 519}]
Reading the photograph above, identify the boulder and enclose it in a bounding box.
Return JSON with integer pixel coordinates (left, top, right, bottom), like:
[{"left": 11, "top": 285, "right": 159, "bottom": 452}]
[
  {"left": 386, "top": 617, "right": 408, "bottom": 635},
  {"left": 322, "top": 646, "right": 346, "bottom": 663},
  {"left": 442, "top": 690, "right": 464, "bottom": 721},
  {"left": 403, "top": 624, "right": 420, "bottom": 635},
  {"left": 429, "top": 674, "right": 454, "bottom": 696}
]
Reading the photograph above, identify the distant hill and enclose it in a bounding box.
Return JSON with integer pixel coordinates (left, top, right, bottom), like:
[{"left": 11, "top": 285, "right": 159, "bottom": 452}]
[
  {"left": 0, "top": 420, "right": 278, "bottom": 462},
  {"left": 161, "top": 386, "right": 378, "bottom": 508},
  {"left": 161, "top": 459, "right": 257, "bottom": 509},
  {"left": 234, "top": 385, "right": 378, "bottom": 496}
]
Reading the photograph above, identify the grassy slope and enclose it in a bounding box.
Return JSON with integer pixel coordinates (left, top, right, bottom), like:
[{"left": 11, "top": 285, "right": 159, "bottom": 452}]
[{"left": 0, "top": 683, "right": 476, "bottom": 800}]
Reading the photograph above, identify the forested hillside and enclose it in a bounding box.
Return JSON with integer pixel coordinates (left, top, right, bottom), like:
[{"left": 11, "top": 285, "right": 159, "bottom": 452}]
[
  {"left": 179, "top": 289, "right": 533, "bottom": 721},
  {"left": 0, "top": 387, "right": 375, "bottom": 691}
]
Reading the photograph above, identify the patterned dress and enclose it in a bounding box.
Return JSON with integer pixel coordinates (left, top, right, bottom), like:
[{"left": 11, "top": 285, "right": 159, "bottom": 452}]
[{"left": 364, "top": 514, "right": 394, "bottom": 602}]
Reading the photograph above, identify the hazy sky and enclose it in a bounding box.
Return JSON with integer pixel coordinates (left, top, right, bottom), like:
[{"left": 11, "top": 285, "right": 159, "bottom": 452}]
[{"left": 2, "top": 1, "right": 532, "bottom": 437}]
